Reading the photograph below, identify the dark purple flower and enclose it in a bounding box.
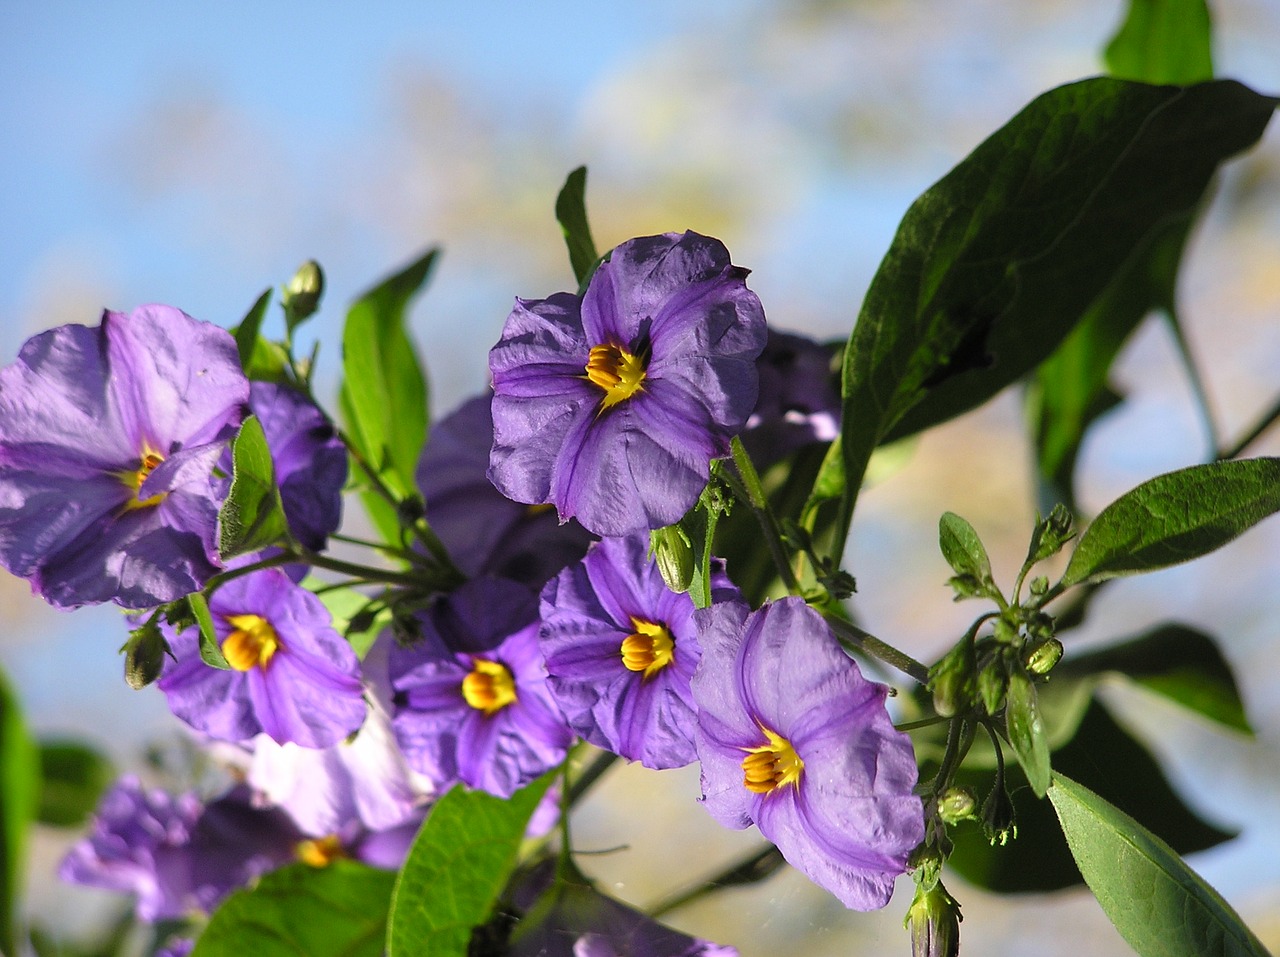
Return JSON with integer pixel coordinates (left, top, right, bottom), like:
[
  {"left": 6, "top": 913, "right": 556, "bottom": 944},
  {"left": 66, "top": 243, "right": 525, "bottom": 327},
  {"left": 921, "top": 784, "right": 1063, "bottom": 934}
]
[
  {"left": 387, "top": 577, "right": 573, "bottom": 798},
  {"left": 0, "top": 305, "right": 248, "bottom": 609},
  {"left": 488, "top": 232, "right": 767, "bottom": 537},
  {"left": 540, "top": 534, "right": 736, "bottom": 770},
  {"left": 59, "top": 777, "right": 299, "bottom": 921},
  {"left": 740, "top": 329, "right": 840, "bottom": 469},
  {"left": 692, "top": 597, "right": 924, "bottom": 911},
  {"left": 156, "top": 567, "right": 366, "bottom": 748},
  {"left": 246, "top": 381, "right": 346, "bottom": 551},
  {"left": 418, "top": 392, "right": 593, "bottom": 587}
]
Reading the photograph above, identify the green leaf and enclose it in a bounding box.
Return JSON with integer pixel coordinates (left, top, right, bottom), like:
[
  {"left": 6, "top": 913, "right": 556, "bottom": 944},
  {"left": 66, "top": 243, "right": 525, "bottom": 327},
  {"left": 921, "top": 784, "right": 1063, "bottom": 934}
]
[
  {"left": 192, "top": 860, "right": 395, "bottom": 957},
  {"left": 948, "top": 699, "right": 1233, "bottom": 893},
  {"left": 233, "top": 288, "right": 272, "bottom": 369},
  {"left": 189, "top": 592, "right": 230, "bottom": 670},
  {"left": 35, "top": 740, "right": 113, "bottom": 828},
  {"left": 1059, "top": 622, "right": 1251, "bottom": 733},
  {"left": 938, "top": 512, "right": 994, "bottom": 585},
  {"left": 1049, "top": 772, "right": 1267, "bottom": 957},
  {"left": 218, "top": 416, "right": 291, "bottom": 560},
  {"left": 1061, "top": 457, "right": 1280, "bottom": 586},
  {"left": 388, "top": 773, "right": 555, "bottom": 957},
  {"left": 811, "top": 78, "right": 1276, "bottom": 558},
  {"left": 1105, "top": 0, "right": 1214, "bottom": 86},
  {"left": 555, "top": 166, "right": 600, "bottom": 287},
  {"left": 339, "top": 249, "right": 436, "bottom": 543},
  {"left": 0, "top": 667, "right": 37, "bottom": 957},
  {"left": 1005, "top": 667, "right": 1051, "bottom": 797}
]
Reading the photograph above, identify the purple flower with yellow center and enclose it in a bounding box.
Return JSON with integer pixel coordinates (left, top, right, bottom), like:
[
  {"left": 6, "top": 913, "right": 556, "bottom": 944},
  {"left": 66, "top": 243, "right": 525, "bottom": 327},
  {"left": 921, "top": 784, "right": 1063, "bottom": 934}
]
[
  {"left": 417, "top": 392, "right": 593, "bottom": 587},
  {"left": 0, "top": 304, "right": 248, "bottom": 609},
  {"left": 692, "top": 597, "right": 924, "bottom": 911},
  {"left": 156, "top": 567, "right": 366, "bottom": 748},
  {"left": 387, "top": 577, "right": 572, "bottom": 798},
  {"left": 540, "top": 533, "right": 736, "bottom": 769},
  {"left": 488, "top": 231, "right": 767, "bottom": 537}
]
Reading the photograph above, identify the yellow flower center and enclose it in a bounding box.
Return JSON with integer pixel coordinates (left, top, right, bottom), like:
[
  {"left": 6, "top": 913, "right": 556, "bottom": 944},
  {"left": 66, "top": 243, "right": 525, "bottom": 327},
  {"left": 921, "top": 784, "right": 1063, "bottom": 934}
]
[
  {"left": 741, "top": 725, "right": 804, "bottom": 795},
  {"left": 296, "top": 834, "right": 346, "bottom": 868},
  {"left": 620, "top": 617, "right": 675, "bottom": 680},
  {"left": 461, "top": 658, "right": 517, "bottom": 715},
  {"left": 221, "top": 614, "right": 281, "bottom": 671},
  {"left": 585, "top": 343, "right": 647, "bottom": 410},
  {"left": 115, "top": 443, "right": 167, "bottom": 511}
]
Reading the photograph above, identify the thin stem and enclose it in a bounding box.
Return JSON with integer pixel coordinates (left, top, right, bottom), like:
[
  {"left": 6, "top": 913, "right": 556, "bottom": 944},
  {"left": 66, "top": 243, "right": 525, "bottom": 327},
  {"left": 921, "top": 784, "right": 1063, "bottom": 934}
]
[
  {"left": 896, "top": 714, "right": 951, "bottom": 733},
  {"left": 1219, "top": 389, "right": 1280, "bottom": 461},
  {"left": 567, "top": 750, "right": 619, "bottom": 806},
  {"left": 824, "top": 616, "right": 929, "bottom": 685},
  {"left": 336, "top": 426, "right": 447, "bottom": 562},
  {"left": 727, "top": 436, "right": 802, "bottom": 595},
  {"left": 1162, "top": 309, "right": 1221, "bottom": 459},
  {"left": 299, "top": 549, "right": 434, "bottom": 589},
  {"left": 648, "top": 845, "right": 785, "bottom": 918},
  {"left": 328, "top": 531, "right": 436, "bottom": 566}
]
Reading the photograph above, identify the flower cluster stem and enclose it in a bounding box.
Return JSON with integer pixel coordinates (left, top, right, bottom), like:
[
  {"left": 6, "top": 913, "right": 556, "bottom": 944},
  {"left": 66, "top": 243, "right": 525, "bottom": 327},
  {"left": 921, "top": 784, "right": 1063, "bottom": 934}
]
[
  {"left": 728, "top": 436, "right": 802, "bottom": 595},
  {"left": 825, "top": 616, "right": 929, "bottom": 685},
  {"left": 648, "top": 844, "right": 785, "bottom": 918}
]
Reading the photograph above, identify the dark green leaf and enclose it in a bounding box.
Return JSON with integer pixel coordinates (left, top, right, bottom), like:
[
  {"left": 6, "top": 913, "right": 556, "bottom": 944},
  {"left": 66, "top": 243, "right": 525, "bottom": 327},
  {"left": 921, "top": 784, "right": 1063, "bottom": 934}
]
[
  {"left": 1061, "top": 457, "right": 1280, "bottom": 586},
  {"left": 0, "top": 667, "right": 37, "bottom": 957},
  {"left": 555, "top": 166, "right": 600, "bottom": 287},
  {"left": 339, "top": 249, "right": 436, "bottom": 543},
  {"left": 812, "top": 78, "right": 1276, "bottom": 558},
  {"left": 190, "top": 592, "right": 230, "bottom": 670},
  {"left": 947, "top": 700, "right": 1233, "bottom": 893},
  {"left": 388, "top": 773, "right": 555, "bottom": 957},
  {"left": 938, "top": 512, "right": 993, "bottom": 585},
  {"left": 192, "top": 860, "right": 395, "bottom": 957},
  {"left": 1105, "top": 0, "right": 1214, "bottom": 86},
  {"left": 217, "top": 416, "right": 291, "bottom": 560},
  {"left": 1059, "top": 622, "right": 1251, "bottom": 733},
  {"left": 1049, "top": 772, "right": 1266, "bottom": 957},
  {"left": 1005, "top": 667, "right": 1051, "bottom": 797},
  {"left": 35, "top": 740, "right": 113, "bottom": 828},
  {"left": 233, "top": 288, "right": 272, "bottom": 370}
]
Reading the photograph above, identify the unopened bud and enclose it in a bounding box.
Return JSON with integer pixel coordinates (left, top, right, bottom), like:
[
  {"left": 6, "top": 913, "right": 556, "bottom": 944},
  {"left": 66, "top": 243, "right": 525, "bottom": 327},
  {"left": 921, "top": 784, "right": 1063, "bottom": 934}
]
[
  {"left": 928, "top": 638, "right": 976, "bottom": 718},
  {"left": 1025, "top": 637, "right": 1064, "bottom": 676},
  {"left": 123, "top": 621, "right": 169, "bottom": 690},
  {"left": 650, "top": 525, "right": 694, "bottom": 593},
  {"left": 282, "top": 259, "right": 325, "bottom": 330},
  {"left": 976, "top": 656, "right": 1007, "bottom": 717},
  {"left": 905, "top": 879, "right": 962, "bottom": 957},
  {"left": 936, "top": 787, "right": 977, "bottom": 825},
  {"left": 982, "top": 780, "right": 1017, "bottom": 847}
]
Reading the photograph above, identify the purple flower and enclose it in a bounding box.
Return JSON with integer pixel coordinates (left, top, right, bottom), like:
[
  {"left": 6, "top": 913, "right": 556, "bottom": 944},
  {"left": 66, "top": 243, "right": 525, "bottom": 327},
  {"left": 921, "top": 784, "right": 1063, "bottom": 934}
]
[
  {"left": 418, "top": 392, "right": 593, "bottom": 587},
  {"left": 488, "top": 232, "right": 767, "bottom": 537},
  {"left": 740, "top": 329, "right": 840, "bottom": 469},
  {"left": 692, "top": 597, "right": 924, "bottom": 911},
  {"left": 246, "top": 381, "right": 346, "bottom": 551},
  {"left": 387, "top": 577, "right": 573, "bottom": 798},
  {"left": 156, "top": 567, "right": 366, "bottom": 748},
  {"left": 540, "top": 534, "right": 736, "bottom": 769},
  {"left": 0, "top": 305, "right": 248, "bottom": 609},
  {"left": 59, "top": 777, "right": 299, "bottom": 921}
]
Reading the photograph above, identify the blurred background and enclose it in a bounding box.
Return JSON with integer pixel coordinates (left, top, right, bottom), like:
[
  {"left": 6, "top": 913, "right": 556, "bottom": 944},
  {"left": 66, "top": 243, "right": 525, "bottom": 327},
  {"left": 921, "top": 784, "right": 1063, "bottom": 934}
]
[{"left": 2, "top": 1, "right": 1280, "bottom": 953}]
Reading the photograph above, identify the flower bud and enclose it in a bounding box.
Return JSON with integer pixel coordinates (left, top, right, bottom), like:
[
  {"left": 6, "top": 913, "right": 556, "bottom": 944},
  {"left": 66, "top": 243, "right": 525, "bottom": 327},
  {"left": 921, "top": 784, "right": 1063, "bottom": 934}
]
[
  {"left": 982, "top": 779, "right": 1017, "bottom": 846},
  {"left": 282, "top": 259, "right": 325, "bottom": 330},
  {"left": 1025, "top": 637, "right": 1064, "bottom": 676},
  {"left": 928, "top": 638, "right": 976, "bottom": 718},
  {"left": 936, "top": 786, "right": 977, "bottom": 825},
  {"left": 976, "top": 655, "right": 1007, "bottom": 717},
  {"left": 124, "top": 621, "right": 169, "bottom": 690},
  {"left": 905, "top": 879, "right": 962, "bottom": 957},
  {"left": 649, "top": 525, "right": 694, "bottom": 594}
]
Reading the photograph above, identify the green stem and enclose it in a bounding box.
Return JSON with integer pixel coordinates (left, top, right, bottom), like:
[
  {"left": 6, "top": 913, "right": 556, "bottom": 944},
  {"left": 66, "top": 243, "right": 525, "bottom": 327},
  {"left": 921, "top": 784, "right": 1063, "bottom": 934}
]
[
  {"left": 567, "top": 750, "right": 619, "bottom": 806},
  {"left": 824, "top": 616, "right": 929, "bottom": 685},
  {"left": 648, "top": 845, "right": 785, "bottom": 918},
  {"left": 1163, "top": 309, "right": 1221, "bottom": 460},
  {"left": 298, "top": 549, "right": 436, "bottom": 589},
  {"left": 728, "top": 436, "right": 802, "bottom": 595},
  {"left": 1219, "top": 389, "right": 1280, "bottom": 461},
  {"left": 328, "top": 531, "right": 436, "bottom": 566}
]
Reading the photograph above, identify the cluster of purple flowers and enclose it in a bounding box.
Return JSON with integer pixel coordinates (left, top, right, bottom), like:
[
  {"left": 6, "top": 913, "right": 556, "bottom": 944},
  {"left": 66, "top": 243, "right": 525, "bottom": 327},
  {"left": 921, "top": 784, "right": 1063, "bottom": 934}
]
[{"left": 3, "top": 232, "right": 922, "bottom": 949}]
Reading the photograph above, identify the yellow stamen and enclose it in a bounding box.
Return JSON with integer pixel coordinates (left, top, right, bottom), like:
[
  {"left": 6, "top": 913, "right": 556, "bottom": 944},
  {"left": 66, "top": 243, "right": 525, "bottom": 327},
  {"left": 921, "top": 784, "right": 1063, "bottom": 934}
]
[
  {"left": 525, "top": 502, "right": 556, "bottom": 517},
  {"left": 114, "top": 443, "right": 167, "bottom": 511},
  {"left": 221, "top": 614, "right": 281, "bottom": 671},
  {"left": 741, "top": 725, "right": 804, "bottom": 795},
  {"left": 585, "top": 343, "right": 647, "bottom": 410},
  {"left": 620, "top": 617, "right": 675, "bottom": 680},
  {"left": 461, "top": 658, "right": 517, "bottom": 715},
  {"left": 296, "top": 834, "right": 346, "bottom": 868}
]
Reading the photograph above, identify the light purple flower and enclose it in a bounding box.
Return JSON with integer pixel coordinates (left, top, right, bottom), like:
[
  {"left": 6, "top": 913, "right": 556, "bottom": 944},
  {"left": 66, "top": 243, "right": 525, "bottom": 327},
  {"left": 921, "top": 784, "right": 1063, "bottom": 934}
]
[
  {"left": 246, "top": 381, "right": 346, "bottom": 551},
  {"left": 418, "top": 392, "right": 593, "bottom": 587},
  {"left": 540, "top": 533, "right": 736, "bottom": 769},
  {"left": 692, "top": 597, "right": 924, "bottom": 911},
  {"left": 156, "top": 567, "right": 366, "bottom": 748},
  {"left": 0, "top": 304, "right": 248, "bottom": 609},
  {"left": 488, "top": 231, "right": 767, "bottom": 537},
  {"left": 59, "top": 777, "right": 299, "bottom": 921},
  {"left": 387, "top": 577, "right": 573, "bottom": 798},
  {"left": 741, "top": 329, "right": 840, "bottom": 469}
]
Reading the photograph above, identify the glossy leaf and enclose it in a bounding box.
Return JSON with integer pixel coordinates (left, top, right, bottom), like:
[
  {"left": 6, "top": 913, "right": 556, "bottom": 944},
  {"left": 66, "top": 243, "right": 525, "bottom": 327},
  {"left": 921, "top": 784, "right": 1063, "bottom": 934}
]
[
  {"left": 192, "top": 860, "right": 395, "bottom": 957},
  {"left": 555, "top": 166, "right": 600, "bottom": 287},
  {"left": 1049, "top": 772, "right": 1267, "bottom": 957},
  {"left": 1105, "top": 0, "right": 1213, "bottom": 86},
  {"left": 233, "top": 288, "right": 272, "bottom": 369},
  {"left": 0, "top": 668, "right": 37, "bottom": 957},
  {"left": 948, "top": 700, "right": 1233, "bottom": 893},
  {"left": 1061, "top": 457, "right": 1280, "bottom": 586},
  {"left": 388, "top": 773, "right": 555, "bottom": 957},
  {"left": 1005, "top": 667, "right": 1051, "bottom": 797},
  {"left": 810, "top": 78, "right": 1276, "bottom": 557},
  {"left": 217, "top": 416, "right": 291, "bottom": 560},
  {"left": 938, "top": 512, "right": 994, "bottom": 585},
  {"left": 339, "top": 248, "right": 435, "bottom": 543},
  {"left": 35, "top": 740, "right": 113, "bottom": 828}
]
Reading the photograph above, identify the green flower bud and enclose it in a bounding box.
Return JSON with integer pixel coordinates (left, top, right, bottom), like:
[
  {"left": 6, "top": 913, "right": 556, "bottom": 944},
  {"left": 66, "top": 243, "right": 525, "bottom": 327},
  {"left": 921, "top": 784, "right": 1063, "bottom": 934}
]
[
  {"left": 282, "top": 259, "right": 325, "bottom": 330},
  {"left": 1025, "top": 637, "right": 1064, "bottom": 676},
  {"left": 928, "top": 638, "right": 976, "bottom": 718},
  {"left": 936, "top": 786, "right": 977, "bottom": 825},
  {"left": 982, "top": 779, "right": 1017, "bottom": 846},
  {"left": 123, "top": 620, "right": 170, "bottom": 690},
  {"left": 649, "top": 525, "right": 694, "bottom": 593},
  {"left": 976, "top": 655, "right": 1007, "bottom": 716},
  {"left": 905, "top": 878, "right": 962, "bottom": 957}
]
